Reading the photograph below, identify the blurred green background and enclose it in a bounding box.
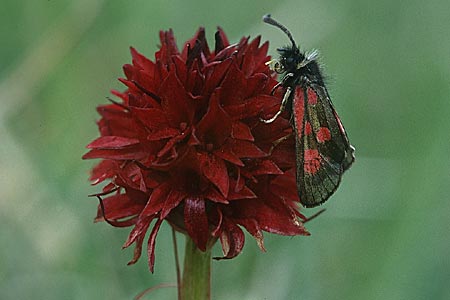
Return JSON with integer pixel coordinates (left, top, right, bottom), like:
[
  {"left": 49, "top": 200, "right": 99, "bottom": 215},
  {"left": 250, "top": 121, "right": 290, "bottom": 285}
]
[{"left": 1, "top": 0, "right": 449, "bottom": 299}]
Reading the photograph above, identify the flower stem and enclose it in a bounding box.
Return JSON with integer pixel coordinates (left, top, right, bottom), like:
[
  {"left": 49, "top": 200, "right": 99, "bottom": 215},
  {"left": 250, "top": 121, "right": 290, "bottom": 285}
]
[{"left": 180, "top": 237, "right": 211, "bottom": 300}]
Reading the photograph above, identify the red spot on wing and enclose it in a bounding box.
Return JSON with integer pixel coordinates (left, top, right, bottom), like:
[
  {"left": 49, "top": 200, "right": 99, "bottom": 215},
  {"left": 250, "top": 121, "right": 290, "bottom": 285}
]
[
  {"left": 305, "top": 122, "right": 312, "bottom": 135},
  {"left": 316, "top": 127, "right": 331, "bottom": 143},
  {"left": 307, "top": 87, "right": 317, "bottom": 105},
  {"left": 304, "top": 149, "right": 321, "bottom": 174},
  {"left": 292, "top": 87, "right": 305, "bottom": 135}
]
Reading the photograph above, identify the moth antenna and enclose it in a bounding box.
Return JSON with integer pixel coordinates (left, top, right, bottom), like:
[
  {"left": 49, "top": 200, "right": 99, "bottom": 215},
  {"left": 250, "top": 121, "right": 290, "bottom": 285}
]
[{"left": 263, "top": 14, "right": 297, "bottom": 49}]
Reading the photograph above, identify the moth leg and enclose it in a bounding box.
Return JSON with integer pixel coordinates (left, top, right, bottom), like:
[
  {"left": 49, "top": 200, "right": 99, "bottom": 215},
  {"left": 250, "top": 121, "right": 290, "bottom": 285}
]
[
  {"left": 270, "top": 73, "right": 294, "bottom": 95},
  {"left": 270, "top": 81, "right": 283, "bottom": 95},
  {"left": 302, "top": 208, "right": 326, "bottom": 223},
  {"left": 261, "top": 86, "right": 293, "bottom": 123}
]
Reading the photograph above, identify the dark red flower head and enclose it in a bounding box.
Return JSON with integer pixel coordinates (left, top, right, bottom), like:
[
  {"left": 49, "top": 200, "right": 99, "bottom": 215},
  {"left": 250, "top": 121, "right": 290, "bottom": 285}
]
[{"left": 83, "top": 27, "right": 309, "bottom": 272}]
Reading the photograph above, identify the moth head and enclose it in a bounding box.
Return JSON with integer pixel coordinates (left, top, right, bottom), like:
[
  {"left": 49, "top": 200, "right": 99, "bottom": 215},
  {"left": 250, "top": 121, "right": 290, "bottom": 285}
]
[{"left": 263, "top": 15, "right": 301, "bottom": 74}]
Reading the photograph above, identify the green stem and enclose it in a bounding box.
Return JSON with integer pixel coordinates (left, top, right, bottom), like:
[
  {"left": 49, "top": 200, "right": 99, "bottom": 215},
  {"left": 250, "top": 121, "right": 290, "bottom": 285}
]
[{"left": 180, "top": 237, "right": 211, "bottom": 300}]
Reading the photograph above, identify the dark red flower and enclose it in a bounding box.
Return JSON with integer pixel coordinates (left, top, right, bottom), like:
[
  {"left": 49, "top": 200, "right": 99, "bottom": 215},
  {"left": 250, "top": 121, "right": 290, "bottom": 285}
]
[{"left": 83, "top": 27, "right": 309, "bottom": 272}]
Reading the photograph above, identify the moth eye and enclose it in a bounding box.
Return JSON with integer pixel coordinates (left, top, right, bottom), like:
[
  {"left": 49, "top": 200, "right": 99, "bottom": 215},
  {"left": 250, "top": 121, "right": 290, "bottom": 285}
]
[
  {"left": 274, "top": 61, "right": 285, "bottom": 73},
  {"left": 265, "top": 59, "right": 285, "bottom": 74}
]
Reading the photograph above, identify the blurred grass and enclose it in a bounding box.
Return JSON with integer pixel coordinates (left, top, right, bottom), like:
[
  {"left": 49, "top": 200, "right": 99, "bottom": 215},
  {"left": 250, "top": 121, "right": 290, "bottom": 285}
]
[{"left": 1, "top": 0, "right": 449, "bottom": 299}]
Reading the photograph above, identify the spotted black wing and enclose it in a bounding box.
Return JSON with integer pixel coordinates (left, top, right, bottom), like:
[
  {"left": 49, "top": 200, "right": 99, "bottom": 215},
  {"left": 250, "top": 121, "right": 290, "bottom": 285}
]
[{"left": 291, "top": 84, "right": 354, "bottom": 207}]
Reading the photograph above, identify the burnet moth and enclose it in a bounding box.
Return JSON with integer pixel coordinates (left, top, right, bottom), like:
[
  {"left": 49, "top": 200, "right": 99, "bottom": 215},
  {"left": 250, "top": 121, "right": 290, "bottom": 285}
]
[{"left": 261, "top": 14, "right": 355, "bottom": 207}]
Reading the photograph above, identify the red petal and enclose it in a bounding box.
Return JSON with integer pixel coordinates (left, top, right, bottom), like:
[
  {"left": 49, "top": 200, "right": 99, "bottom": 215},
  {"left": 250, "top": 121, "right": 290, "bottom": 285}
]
[
  {"left": 188, "top": 127, "right": 201, "bottom": 146},
  {"left": 86, "top": 136, "right": 140, "bottom": 149},
  {"left": 156, "top": 133, "right": 185, "bottom": 159},
  {"left": 184, "top": 197, "right": 209, "bottom": 251},
  {"left": 198, "top": 152, "right": 229, "bottom": 198},
  {"left": 216, "top": 218, "right": 244, "bottom": 259},
  {"left": 213, "top": 145, "right": 244, "bottom": 166},
  {"left": 237, "top": 218, "right": 265, "bottom": 252},
  {"left": 259, "top": 210, "right": 308, "bottom": 236},
  {"left": 254, "top": 40, "right": 270, "bottom": 70},
  {"left": 181, "top": 27, "right": 210, "bottom": 62},
  {"left": 203, "top": 58, "right": 232, "bottom": 95},
  {"left": 231, "top": 140, "right": 266, "bottom": 158},
  {"left": 240, "top": 36, "right": 262, "bottom": 76},
  {"left": 140, "top": 183, "right": 171, "bottom": 217},
  {"left": 204, "top": 186, "right": 228, "bottom": 204},
  {"left": 214, "top": 43, "right": 239, "bottom": 61},
  {"left": 172, "top": 55, "right": 188, "bottom": 85},
  {"left": 218, "top": 62, "right": 246, "bottom": 106},
  {"left": 147, "top": 218, "right": 163, "bottom": 273},
  {"left": 224, "top": 94, "right": 278, "bottom": 120},
  {"left": 158, "top": 70, "right": 193, "bottom": 126},
  {"left": 89, "top": 160, "right": 116, "bottom": 184},
  {"left": 123, "top": 64, "right": 136, "bottom": 81},
  {"left": 245, "top": 73, "right": 269, "bottom": 99},
  {"left": 132, "top": 70, "right": 164, "bottom": 102},
  {"left": 214, "top": 27, "right": 230, "bottom": 52},
  {"left": 129, "top": 107, "right": 168, "bottom": 130},
  {"left": 82, "top": 147, "right": 147, "bottom": 160},
  {"left": 211, "top": 207, "right": 224, "bottom": 237},
  {"left": 231, "top": 121, "right": 254, "bottom": 141},
  {"left": 160, "top": 189, "right": 187, "bottom": 218},
  {"left": 196, "top": 89, "right": 232, "bottom": 147},
  {"left": 249, "top": 159, "right": 283, "bottom": 176},
  {"left": 127, "top": 231, "right": 145, "bottom": 266},
  {"left": 102, "top": 182, "right": 117, "bottom": 194},
  {"left": 147, "top": 127, "right": 180, "bottom": 141},
  {"left": 156, "top": 30, "right": 179, "bottom": 66},
  {"left": 185, "top": 68, "right": 204, "bottom": 95},
  {"left": 130, "top": 47, "right": 156, "bottom": 73},
  {"left": 95, "top": 193, "right": 145, "bottom": 221},
  {"left": 270, "top": 169, "right": 299, "bottom": 201},
  {"left": 228, "top": 183, "right": 257, "bottom": 200},
  {"left": 110, "top": 89, "right": 128, "bottom": 102},
  {"left": 95, "top": 104, "right": 149, "bottom": 138},
  {"left": 234, "top": 167, "right": 245, "bottom": 192},
  {"left": 123, "top": 215, "right": 153, "bottom": 248},
  {"left": 236, "top": 199, "right": 308, "bottom": 236}
]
